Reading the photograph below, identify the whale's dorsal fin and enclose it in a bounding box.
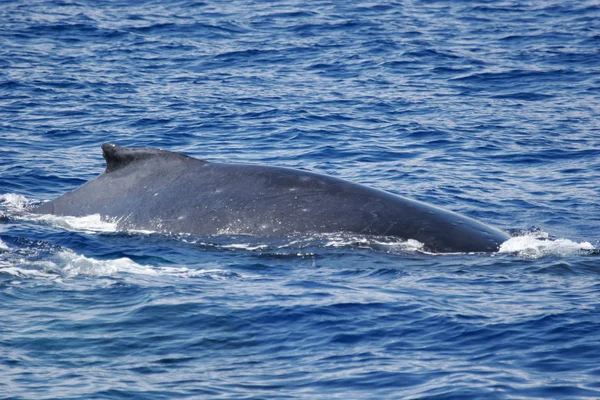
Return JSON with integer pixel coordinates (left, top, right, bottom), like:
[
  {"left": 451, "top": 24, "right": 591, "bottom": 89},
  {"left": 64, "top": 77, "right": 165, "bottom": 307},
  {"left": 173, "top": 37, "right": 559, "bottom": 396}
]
[{"left": 101, "top": 143, "right": 200, "bottom": 173}]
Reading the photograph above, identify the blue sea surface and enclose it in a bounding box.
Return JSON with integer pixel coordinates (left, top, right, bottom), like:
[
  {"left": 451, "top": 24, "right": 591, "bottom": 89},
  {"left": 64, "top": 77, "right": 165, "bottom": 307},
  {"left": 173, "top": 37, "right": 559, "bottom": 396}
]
[{"left": 1, "top": 0, "right": 600, "bottom": 398}]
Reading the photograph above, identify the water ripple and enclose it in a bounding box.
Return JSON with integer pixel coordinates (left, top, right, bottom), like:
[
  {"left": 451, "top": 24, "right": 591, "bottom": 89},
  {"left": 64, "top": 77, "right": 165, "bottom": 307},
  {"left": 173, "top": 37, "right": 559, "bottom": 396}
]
[{"left": 1, "top": 0, "right": 599, "bottom": 398}]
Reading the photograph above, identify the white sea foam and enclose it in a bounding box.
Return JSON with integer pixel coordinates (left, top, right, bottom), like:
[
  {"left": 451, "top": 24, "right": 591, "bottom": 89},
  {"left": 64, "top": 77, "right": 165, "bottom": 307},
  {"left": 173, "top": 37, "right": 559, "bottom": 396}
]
[
  {"left": 222, "top": 243, "right": 269, "bottom": 251},
  {"left": 51, "top": 250, "right": 138, "bottom": 277},
  {"left": 0, "top": 193, "right": 30, "bottom": 211},
  {"left": 323, "top": 234, "right": 426, "bottom": 253},
  {"left": 56, "top": 250, "right": 237, "bottom": 279},
  {"left": 324, "top": 231, "right": 595, "bottom": 257},
  {"left": 0, "top": 247, "right": 237, "bottom": 281},
  {"left": 0, "top": 265, "right": 55, "bottom": 279},
  {"left": 498, "top": 234, "right": 594, "bottom": 258},
  {"left": 36, "top": 214, "right": 120, "bottom": 233},
  {"left": 0, "top": 251, "right": 135, "bottom": 279},
  {"left": 1, "top": 193, "right": 120, "bottom": 234},
  {"left": 314, "top": 231, "right": 595, "bottom": 257},
  {"left": 0, "top": 238, "right": 8, "bottom": 251},
  {"left": 223, "top": 235, "right": 427, "bottom": 254}
]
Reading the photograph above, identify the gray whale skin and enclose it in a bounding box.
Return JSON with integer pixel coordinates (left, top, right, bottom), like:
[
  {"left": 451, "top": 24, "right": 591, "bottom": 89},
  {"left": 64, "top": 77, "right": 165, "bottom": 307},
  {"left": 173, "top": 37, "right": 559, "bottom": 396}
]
[{"left": 32, "top": 143, "right": 509, "bottom": 253}]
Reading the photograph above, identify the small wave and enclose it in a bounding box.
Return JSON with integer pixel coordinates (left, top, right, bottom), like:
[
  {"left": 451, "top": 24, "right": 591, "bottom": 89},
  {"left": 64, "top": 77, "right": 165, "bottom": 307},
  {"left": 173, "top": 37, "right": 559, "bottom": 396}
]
[
  {"left": 53, "top": 250, "right": 136, "bottom": 277},
  {"left": 0, "top": 265, "right": 55, "bottom": 280},
  {"left": 53, "top": 250, "right": 237, "bottom": 280},
  {"left": 499, "top": 233, "right": 594, "bottom": 258},
  {"left": 0, "top": 247, "right": 238, "bottom": 281},
  {"left": 0, "top": 249, "right": 141, "bottom": 279}
]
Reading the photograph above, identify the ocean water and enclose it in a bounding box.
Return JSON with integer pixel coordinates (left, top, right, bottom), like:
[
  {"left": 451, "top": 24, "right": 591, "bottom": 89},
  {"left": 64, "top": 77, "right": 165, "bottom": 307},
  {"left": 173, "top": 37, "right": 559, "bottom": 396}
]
[{"left": 1, "top": 0, "right": 600, "bottom": 398}]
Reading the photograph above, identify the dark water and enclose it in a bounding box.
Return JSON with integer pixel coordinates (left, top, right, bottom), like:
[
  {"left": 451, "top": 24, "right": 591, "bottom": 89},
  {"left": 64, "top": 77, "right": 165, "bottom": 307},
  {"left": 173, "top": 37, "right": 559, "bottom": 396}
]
[{"left": 1, "top": 1, "right": 600, "bottom": 398}]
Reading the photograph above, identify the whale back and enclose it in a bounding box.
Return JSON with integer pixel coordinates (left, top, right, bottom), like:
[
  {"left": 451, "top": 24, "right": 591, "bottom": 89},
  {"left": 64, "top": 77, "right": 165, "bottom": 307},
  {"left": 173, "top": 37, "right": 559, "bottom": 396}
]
[{"left": 32, "top": 144, "right": 509, "bottom": 253}]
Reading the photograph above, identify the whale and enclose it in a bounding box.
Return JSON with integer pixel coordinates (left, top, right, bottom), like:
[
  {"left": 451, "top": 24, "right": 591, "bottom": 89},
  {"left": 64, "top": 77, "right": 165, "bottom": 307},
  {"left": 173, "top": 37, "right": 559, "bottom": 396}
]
[{"left": 31, "top": 143, "right": 510, "bottom": 253}]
